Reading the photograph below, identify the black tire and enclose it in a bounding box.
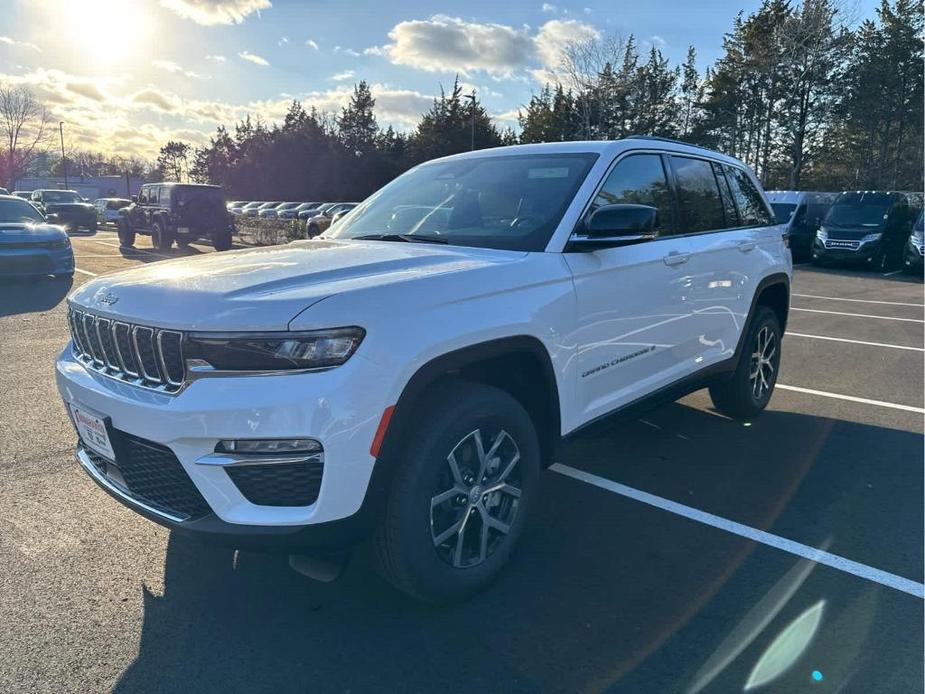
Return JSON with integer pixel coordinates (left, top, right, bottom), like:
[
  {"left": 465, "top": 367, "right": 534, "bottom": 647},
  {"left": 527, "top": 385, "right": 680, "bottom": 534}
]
[
  {"left": 87, "top": 220, "right": 97, "bottom": 233},
  {"left": 307, "top": 224, "right": 320, "bottom": 238},
  {"left": 117, "top": 220, "right": 135, "bottom": 248},
  {"left": 152, "top": 221, "right": 173, "bottom": 251},
  {"left": 709, "top": 305, "right": 781, "bottom": 419},
  {"left": 176, "top": 237, "right": 191, "bottom": 248},
  {"left": 373, "top": 381, "right": 540, "bottom": 602},
  {"left": 212, "top": 229, "right": 232, "bottom": 251}
]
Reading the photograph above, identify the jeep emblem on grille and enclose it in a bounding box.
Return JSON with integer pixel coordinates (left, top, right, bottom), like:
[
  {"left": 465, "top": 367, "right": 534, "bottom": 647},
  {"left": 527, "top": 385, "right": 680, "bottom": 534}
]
[{"left": 98, "top": 292, "right": 119, "bottom": 306}]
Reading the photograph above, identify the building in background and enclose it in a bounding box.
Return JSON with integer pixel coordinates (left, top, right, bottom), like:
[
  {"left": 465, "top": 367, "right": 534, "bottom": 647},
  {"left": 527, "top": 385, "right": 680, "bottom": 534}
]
[{"left": 13, "top": 175, "right": 144, "bottom": 200}]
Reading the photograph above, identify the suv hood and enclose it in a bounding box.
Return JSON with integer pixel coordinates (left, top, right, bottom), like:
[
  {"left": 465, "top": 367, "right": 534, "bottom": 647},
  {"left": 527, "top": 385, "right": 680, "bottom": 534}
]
[{"left": 69, "top": 239, "right": 526, "bottom": 331}]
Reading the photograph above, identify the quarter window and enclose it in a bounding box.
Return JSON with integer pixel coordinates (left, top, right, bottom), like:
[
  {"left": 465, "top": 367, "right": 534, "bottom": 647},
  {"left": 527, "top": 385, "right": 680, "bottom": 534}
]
[
  {"left": 725, "top": 166, "right": 774, "bottom": 227},
  {"left": 592, "top": 154, "right": 674, "bottom": 235},
  {"left": 713, "top": 162, "right": 739, "bottom": 228},
  {"left": 670, "top": 156, "right": 726, "bottom": 233},
  {"left": 138, "top": 188, "right": 148, "bottom": 204}
]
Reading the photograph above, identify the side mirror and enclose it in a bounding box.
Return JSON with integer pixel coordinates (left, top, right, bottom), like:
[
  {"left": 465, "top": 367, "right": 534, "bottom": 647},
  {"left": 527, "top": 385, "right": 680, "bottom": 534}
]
[
  {"left": 570, "top": 204, "right": 658, "bottom": 248},
  {"left": 131, "top": 195, "right": 138, "bottom": 203}
]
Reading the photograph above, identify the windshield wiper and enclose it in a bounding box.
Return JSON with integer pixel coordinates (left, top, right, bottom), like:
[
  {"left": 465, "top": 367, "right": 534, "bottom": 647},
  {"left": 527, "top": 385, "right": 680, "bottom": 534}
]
[{"left": 353, "top": 233, "right": 448, "bottom": 244}]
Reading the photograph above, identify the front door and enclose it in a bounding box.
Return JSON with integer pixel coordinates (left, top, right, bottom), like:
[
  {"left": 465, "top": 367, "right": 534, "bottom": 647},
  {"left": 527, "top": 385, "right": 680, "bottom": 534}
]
[{"left": 565, "top": 152, "right": 700, "bottom": 425}]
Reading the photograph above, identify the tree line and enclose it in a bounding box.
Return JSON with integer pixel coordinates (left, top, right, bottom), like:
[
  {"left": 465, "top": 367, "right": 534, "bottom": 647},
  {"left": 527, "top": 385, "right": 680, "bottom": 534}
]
[{"left": 3, "top": 0, "right": 920, "bottom": 196}]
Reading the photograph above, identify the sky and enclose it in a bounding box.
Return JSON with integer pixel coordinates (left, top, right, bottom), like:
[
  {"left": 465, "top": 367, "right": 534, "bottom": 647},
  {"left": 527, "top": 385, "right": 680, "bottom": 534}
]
[{"left": 0, "top": 0, "right": 880, "bottom": 160}]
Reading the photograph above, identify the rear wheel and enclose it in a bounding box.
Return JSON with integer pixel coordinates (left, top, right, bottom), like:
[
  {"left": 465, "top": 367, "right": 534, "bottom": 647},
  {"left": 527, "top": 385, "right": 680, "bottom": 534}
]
[
  {"left": 307, "top": 224, "right": 320, "bottom": 238},
  {"left": 373, "top": 381, "right": 540, "bottom": 602},
  {"left": 87, "top": 220, "right": 97, "bottom": 233},
  {"left": 152, "top": 221, "right": 173, "bottom": 251},
  {"left": 212, "top": 229, "right": 232, "bottom": 251},
  {"left": 709, "top": 306, "right": 781, "bottom": 419}
]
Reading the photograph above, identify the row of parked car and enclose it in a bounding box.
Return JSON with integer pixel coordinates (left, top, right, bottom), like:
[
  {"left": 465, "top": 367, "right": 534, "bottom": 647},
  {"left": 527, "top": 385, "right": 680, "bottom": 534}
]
[
  {"left": 767, "top": 189, "right": 923, "bottom": 274},
  {"left": 228, "top": 200, "right": 359, "bottom": 235}
]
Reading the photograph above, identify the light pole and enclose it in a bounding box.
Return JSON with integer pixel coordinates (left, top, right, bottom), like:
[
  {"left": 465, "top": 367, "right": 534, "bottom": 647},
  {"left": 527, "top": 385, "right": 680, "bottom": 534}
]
[
  {"left": 462, "top": 90, "right": 476, "bottom": 151},
  {"left": 58, "top": 121, "right": 68, "bottom": 189}
]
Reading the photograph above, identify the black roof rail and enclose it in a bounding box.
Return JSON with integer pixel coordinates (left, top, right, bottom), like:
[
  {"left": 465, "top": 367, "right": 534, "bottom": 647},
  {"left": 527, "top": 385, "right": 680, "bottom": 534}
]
[{"left": 625, "top": 134, "right": 720, "bottom": 154}]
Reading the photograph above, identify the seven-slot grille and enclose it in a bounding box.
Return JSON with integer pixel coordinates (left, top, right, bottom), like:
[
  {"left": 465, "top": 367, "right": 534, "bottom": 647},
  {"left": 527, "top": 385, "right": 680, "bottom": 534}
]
[
  {"left": 823, "top": 239, "right": 861, "bottom": 251},
  {"left": 68, "top": 307, "right": 185, "bottom": 392}
]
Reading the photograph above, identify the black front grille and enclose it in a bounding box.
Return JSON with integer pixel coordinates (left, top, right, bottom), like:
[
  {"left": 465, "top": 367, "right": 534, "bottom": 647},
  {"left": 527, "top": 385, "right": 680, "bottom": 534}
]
[
  {"left": 226, "top": 461, "right": 323, "bottom": 507},
  {"left": 82, "top": 430, "right": 211, "bottom": 520},
  {"left": 68, "top": 307, "right": 185, "bottom": 392}
]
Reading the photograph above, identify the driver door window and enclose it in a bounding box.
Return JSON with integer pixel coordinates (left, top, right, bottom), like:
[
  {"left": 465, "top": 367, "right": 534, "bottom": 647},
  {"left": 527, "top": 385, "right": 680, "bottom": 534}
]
[{"left": 591, "top": 154, "right": 675, "bottom": 235}]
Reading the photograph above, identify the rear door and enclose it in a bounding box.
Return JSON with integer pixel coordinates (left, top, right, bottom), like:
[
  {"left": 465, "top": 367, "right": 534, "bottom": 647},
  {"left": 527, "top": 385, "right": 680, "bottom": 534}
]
[
  {"left": 566, "top": 151, "right": 699, "bottom": 424},
  {"left": 677, "top": 158, "right": 776, "bottom": 366}
]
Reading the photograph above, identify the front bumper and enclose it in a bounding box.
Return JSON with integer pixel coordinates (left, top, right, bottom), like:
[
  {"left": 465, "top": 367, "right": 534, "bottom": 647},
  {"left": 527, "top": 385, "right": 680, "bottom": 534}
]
[
  {"left": 812, "top": 237, "right": 880, "bottom": 263},
  {"left": 50, "top": 210, "right": 95, "bottom": 228},
  {"left": 56, "top": 343, "right": 392, "bottom": 549},
  {"left": 0, "top": 247, "right": 74, "bottom": 277}
]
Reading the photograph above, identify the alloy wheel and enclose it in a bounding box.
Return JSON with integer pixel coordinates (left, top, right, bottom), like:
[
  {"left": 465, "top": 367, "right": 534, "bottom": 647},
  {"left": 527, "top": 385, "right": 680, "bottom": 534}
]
[
  {"left": 430, "top": 428, "right": 523, "bottom": 568},
  {"left": 749, "top": 325, "right": 776, "bottom": 401}
]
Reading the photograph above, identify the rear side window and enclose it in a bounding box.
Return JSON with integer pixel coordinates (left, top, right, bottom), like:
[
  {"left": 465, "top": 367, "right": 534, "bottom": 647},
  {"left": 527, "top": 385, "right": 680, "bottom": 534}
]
[
  {"left": 713, "top": 162, "right": 739, "bottom": 227},
  {"left": 670, "top": 156, "right": 726, "bottom": 233},
  {"left": 592, "top": 154, "right": 674, "bottom": 235},
  {"left": 725, "top": 166, "right": 774, "bottom": 227},
  {"left": 138, "top": 188, "right": 148, "bottom": 204}
]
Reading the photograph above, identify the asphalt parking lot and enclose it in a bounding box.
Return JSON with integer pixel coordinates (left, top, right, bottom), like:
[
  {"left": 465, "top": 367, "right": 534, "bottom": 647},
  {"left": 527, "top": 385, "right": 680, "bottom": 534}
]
[{"left": 1, "top": 230, "right": 922, "bottom": 693}]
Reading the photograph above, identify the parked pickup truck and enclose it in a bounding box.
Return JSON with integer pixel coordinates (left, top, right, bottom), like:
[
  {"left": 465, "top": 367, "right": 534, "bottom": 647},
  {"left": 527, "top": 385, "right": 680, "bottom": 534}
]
[{"left": 56, "top": 138, "right": 791, "bottom": 602}]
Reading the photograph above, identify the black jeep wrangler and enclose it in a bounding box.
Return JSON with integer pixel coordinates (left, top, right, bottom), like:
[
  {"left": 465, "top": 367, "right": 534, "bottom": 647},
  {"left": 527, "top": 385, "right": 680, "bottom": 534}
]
[{"left": 117, "top": 183, "right": 234, "bottom": 251}]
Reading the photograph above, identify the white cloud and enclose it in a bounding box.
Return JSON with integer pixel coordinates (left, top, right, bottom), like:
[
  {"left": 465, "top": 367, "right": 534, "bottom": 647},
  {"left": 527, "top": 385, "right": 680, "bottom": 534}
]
[
  {"left": 373, "top": 16, "right": 599, "bottom": 80},
  {"left": 159, "top": 0, "right": 271, "bottom": 26},
  {"left": 330, "top": 70, "right": 355, "bottom": 82},
  {"left": 305, "top": 39, "right": 319, "bottom": 51},
  {"left": 334, "top": 46, "right": 361, "bottom": 57},
  {"left": 541, "top": 3, "right": 558, "bottom": 13},
  {"left": 648, "top": 35, "right": 667, "bottom": 49},
  {"left": 206, "top": 54, "right": 226, "bottom": 62},
  {"left": 0, "top": 36, "right": 41, "bottom": 52},
  {"left": 278, "top": 36, "right": 289, "bottom": 46},
  {"left": 534, "top": 19, "right": 599, "bottom": 71},
  {"left": 238, "top": 50, "right": 269, "bottom": 66},
  {"left": 378, "top": 15, "right": 535, "bottom": 78},
  {"left": 152, "top": 59, "right": 206, "bottom": 79}
]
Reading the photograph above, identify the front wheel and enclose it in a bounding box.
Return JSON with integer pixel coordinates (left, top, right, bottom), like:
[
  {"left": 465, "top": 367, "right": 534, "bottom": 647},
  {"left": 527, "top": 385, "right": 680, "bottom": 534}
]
[
  {"left": 709, "top": 305, "right": 781, "bottom": 419},
  {"left": 373, "top": 381, "right": 540, "bottom": 602},
  {"left": 117, "top": 220, "right": 135, "bottom": 248}
]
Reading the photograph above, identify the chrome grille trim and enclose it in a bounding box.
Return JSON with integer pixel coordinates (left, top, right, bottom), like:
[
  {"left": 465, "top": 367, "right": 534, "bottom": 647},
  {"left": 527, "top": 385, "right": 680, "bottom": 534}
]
[{"left": 67, "top": 307, "right": 185, "bottom": 394}]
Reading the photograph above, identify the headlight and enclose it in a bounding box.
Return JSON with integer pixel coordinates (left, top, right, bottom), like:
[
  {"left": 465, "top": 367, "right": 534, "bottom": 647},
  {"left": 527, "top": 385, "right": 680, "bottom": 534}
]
[
  {"left": 861, "top": 232, "right": 882, "bottom": 244},
  {"left": 816, "top": 228, "right": 828, "bottom": 241},
  {"left": 184, "top": 327, "right": 365, "bottom": 371}
]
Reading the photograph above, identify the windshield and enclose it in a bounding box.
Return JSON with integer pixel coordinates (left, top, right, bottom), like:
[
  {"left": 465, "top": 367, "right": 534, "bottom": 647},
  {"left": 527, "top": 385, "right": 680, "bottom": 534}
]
[
  {"left": 0, "top": 198, "right": 44, "bottom": 223},
  {"left": 824, "top": 193, "right": 894, "bottom": 227},
  {"left": 770, "top": 203, "right": 797, "bottom": 224},
  {"left": 328, "top": 153, "right": 598, "bottom": 251},
  {"left": 42, "top": 191, "right": 81, "bottom": 204}
]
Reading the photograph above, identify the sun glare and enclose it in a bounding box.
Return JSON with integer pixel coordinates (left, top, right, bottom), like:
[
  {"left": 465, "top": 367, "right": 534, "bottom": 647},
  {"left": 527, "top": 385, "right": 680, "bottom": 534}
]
[{"left": 52, "top": 0, "right": 154, "bottom": 65}]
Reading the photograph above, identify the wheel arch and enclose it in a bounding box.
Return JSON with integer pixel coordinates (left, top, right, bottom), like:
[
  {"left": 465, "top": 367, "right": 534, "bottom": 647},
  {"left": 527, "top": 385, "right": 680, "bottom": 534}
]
[{"left": 733, "top": 273, "right": 790, "bottom": 364}]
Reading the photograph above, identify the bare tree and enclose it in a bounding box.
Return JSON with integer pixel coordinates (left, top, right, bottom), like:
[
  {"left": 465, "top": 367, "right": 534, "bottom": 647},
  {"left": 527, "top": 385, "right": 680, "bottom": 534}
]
[
  {"left": 0, "top": 84, "right": 52, "bottom": 188},
  {"left": 555, "top": 32, "right": 625, "bottom": 139}
]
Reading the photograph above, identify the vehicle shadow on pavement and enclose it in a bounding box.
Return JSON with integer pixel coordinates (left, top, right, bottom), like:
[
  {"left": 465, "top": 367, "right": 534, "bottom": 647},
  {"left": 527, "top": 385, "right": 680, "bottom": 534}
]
[
  {"left": 111, "top": 405, "right": 924, "bottom": 694},
  {"left": 797, "top": 264, "right": 923, "bottom": 283},
  {"left": 116, "top": 243, "right": 248, "bottom": 263},
  {"left": 0, "top": 276, "right": 72, "bottom": 317}
]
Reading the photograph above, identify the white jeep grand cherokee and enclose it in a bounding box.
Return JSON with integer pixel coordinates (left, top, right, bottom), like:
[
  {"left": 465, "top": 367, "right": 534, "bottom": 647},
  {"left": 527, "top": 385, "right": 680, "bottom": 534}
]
[{"left": 56, "top": 138, "right": 791, "bottom": 601}]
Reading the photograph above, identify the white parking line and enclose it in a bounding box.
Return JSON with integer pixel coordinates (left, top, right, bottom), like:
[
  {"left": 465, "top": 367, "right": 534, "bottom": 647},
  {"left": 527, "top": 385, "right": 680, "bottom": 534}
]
[
  {"left": 792, "top": 293, "right": 924, "bottom": 308},
  {"left": 73, "top": 268, "right": 97, "bottom": 277},
  {"left": 88, "top": 239, "right": 168, "bottom": 258},
  {"left": 550, "top": 463, "right": 925, "bottom": 599},
  {"left": 792, "top": 307, "right": 924, "bottom": 323},
  {"left": 883, "top": 270, "right": 904, "bottom": 277},
  {"left": 776, "top": 384, "right": 925, "bottom": 414},
  {"left": 786, "top": 331, "right": 925, "bottom": 353}
]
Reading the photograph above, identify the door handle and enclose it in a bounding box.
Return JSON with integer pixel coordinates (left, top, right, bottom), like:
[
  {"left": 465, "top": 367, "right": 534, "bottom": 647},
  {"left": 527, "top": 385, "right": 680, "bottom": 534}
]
[
  {"left": 737, "top": 240, "right": 757, "bottom": 252},
  {"left": 663, "top": 251, "right": 690, "bottom": 266}
]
